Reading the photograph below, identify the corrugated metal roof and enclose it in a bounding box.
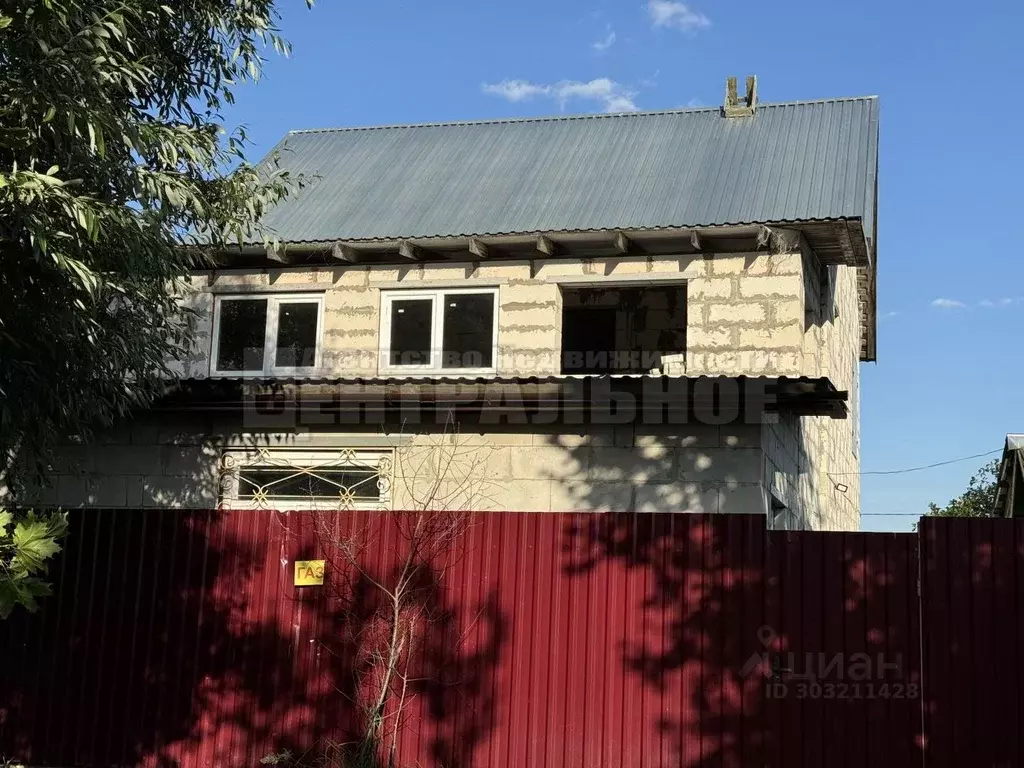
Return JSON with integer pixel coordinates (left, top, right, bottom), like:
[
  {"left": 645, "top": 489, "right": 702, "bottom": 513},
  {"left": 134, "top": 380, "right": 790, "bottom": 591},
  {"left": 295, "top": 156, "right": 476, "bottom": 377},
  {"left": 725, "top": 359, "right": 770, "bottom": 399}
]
[{"left": 258, "top": 98, "right": 879, "bottom": 245}]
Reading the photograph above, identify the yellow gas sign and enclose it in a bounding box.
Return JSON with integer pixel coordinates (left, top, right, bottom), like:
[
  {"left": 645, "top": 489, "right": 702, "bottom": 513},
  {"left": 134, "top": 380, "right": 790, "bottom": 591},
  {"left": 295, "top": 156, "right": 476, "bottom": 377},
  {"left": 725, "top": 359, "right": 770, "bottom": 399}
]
[{"left": 294, "top": 559, "right": 325, "bottom": 586}]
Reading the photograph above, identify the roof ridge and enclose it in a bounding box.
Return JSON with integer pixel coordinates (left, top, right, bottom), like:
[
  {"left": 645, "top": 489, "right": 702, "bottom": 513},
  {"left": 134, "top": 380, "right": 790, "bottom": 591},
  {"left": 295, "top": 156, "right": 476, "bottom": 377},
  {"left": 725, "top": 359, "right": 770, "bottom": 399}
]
[{"left": 286, "top": 95, "right": 879, "bottom": 136}]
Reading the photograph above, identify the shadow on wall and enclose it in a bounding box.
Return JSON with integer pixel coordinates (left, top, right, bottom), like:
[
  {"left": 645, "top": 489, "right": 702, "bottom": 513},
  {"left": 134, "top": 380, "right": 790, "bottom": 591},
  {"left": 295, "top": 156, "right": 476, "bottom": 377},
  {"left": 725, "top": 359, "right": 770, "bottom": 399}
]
[
  {"left": 12, "top": 418, "right": 225, "bottom": 509},
  {"left": 538, "top": 425, "right": 766, "bottom": 516},
  {"left": 15, "top": 413, "right": 349, "bottom": 510},
  {"left": 0, "top": 508, "right": 507, "bottom": 768}
]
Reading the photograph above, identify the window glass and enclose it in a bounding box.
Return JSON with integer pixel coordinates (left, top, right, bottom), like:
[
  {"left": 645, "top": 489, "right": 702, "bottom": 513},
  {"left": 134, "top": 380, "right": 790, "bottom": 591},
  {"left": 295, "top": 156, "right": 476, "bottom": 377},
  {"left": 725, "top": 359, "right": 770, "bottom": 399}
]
[
  {"left": 442, "top": 293, "right": 494, "bottom": 368},
  {"left": 239, "top": 468, "right": 381, "bottom": 502},
  {"left": 275, "top": 302, "right": 319, "bottom": 368},
  {"left": 216, "top": 299, "right": 267, "bottom": 372},
  {"left": 390, "top": 298, "right": 433, "bottom": 366}
]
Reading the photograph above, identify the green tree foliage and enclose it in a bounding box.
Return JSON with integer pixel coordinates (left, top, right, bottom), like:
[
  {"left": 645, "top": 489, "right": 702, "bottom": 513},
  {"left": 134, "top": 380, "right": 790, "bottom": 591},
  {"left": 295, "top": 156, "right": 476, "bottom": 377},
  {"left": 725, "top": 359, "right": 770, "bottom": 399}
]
[
  {"left": 0, "top": 508, "right": 68, "bottom": 618},
  {"left": 927, "top": 459, "right": 999, "bottom": 518},
  {"left": 0, "top": 0, "right": 307, "bottom": 495}
]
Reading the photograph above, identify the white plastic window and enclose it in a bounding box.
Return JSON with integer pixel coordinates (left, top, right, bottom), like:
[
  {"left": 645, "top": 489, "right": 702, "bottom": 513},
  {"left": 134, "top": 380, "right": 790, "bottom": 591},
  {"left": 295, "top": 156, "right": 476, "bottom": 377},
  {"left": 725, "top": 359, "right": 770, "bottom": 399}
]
[
  {"left": 210, "top": 293, "right": 324, "bottom": 376},
  {"left": 379, "top": 288, "right": 499, "bottom": 375}
]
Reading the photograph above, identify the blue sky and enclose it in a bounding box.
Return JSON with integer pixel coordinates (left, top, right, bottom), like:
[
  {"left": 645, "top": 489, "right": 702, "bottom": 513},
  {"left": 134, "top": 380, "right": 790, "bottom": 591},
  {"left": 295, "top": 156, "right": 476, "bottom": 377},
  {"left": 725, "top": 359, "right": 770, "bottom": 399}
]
[{"left": 223, "top": 0, "right": 1024, "bottom": 532}]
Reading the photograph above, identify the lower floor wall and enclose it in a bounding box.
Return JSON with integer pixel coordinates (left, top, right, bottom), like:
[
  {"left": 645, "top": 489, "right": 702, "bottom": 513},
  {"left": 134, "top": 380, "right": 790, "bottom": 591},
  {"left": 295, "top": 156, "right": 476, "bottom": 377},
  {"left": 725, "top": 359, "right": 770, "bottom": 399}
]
[
  {"left": 762, "top": 412, "right": 860, "bottom": 530},
  {"left": 14, "top": 410, "right": 858, "bottom": 531}
]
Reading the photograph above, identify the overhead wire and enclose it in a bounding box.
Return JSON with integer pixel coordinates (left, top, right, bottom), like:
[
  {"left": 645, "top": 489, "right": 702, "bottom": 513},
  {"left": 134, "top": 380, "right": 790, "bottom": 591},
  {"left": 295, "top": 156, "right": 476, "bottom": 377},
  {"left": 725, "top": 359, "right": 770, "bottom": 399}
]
[
  {"left": 835, "top": 448, "right": 1004, "bottom": 517},
  {"left": 832, "top": 449, "right": 1002, "bottom": 477}
]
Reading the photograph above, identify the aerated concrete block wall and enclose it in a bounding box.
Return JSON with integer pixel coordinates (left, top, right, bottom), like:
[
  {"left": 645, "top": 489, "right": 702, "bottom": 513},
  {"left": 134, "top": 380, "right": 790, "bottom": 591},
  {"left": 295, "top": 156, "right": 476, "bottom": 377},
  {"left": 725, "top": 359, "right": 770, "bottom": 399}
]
[
  {"left": 22, "top": 417, "right": 769, "bottom": 517},
  {"left": 21, "top": 250, "right": 863, "bottom": 530},
  {"left": 685, "top": 252, "right": 807, "bottom": 377},
  {"left": 804, "top": 252, "right": 862, "bottom": 530},
  {"left": 755, "top": 248, "right": 861, "bottom": 531},
  {"left": 182, "top": 251, "right": 831, "bottom": 381}
]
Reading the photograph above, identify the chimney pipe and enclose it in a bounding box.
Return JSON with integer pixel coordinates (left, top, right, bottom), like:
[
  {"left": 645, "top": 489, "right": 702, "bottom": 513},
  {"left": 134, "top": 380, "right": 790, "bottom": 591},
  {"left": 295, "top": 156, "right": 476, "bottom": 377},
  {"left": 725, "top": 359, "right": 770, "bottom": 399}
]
[{"left": 723, "top": 75, "right": 758, "bottom": 117}]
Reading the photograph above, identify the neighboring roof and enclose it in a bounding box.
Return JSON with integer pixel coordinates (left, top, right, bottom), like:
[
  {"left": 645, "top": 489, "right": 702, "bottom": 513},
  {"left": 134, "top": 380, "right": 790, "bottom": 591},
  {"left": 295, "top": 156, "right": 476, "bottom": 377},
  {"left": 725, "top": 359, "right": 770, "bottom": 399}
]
[
  {"left": 257, "top": 97, "right": 879, "bottom": 248},
  {"left": 994, "top": 434, "right": 1024, "bottom": 518}
]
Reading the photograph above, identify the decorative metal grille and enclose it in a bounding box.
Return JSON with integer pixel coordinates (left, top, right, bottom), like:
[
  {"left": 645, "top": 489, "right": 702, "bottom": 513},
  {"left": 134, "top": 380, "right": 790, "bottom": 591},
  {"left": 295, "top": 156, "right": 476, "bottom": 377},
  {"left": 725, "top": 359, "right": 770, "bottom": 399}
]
[{"left": 219, "top": 448, "right": 393, "bottom": 511}]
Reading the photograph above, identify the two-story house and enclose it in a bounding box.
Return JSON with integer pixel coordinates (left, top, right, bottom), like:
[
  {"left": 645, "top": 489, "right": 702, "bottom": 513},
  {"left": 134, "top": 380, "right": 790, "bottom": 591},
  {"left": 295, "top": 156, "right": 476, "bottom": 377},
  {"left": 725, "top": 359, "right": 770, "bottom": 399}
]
[{"left": 32, "top": 79, "right": 878, "bottom": 530}]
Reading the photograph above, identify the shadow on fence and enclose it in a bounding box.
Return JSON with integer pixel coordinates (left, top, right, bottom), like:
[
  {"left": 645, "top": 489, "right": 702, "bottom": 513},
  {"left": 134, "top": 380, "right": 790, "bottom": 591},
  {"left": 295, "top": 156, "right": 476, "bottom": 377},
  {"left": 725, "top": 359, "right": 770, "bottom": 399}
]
[{"left": 1, "top": 511, "right": 1021, "bottom": 768}]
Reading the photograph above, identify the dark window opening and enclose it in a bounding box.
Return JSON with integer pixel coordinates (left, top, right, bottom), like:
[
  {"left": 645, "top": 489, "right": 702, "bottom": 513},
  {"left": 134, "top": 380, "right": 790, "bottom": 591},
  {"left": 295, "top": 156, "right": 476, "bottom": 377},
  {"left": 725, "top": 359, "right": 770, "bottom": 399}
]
[
  {"left": 442, "top": 293, "right": 494, "bottom": 369},
  {"left": 275, "top": 302, "right": 319, "bottom": 368},
  {"left": 389, "top": 298, "right": 433, "bottom": 366},
  {"left": 561, "top": 307, "right": 618, "bottom": 374},
  {"left": 771, "top": 495, "right": 791, "bottom": 530},
  {"left": 560, "top": 285, "right": 686, "bottom": 375},
  {"left": 217, "top": 299, "right": 268, "bottom": 372}
]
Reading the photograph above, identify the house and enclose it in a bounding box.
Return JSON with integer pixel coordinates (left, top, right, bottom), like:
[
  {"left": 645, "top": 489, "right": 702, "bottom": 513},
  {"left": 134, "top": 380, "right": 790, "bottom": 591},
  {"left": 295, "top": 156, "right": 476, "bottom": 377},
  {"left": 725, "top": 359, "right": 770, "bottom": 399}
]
[
  {"left": 30, "top": 78, "right": 878, "bottom": 530},
  {"left": 993, "top": 434, "right": 1024, "bottom": 517}
]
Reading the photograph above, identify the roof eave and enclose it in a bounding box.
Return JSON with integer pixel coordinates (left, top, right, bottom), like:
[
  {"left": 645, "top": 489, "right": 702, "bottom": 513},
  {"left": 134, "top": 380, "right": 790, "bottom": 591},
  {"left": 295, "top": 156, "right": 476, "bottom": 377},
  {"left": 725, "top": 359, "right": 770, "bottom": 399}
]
[{"left": 215, "top": 218, "right": 871, "bottom": 267}]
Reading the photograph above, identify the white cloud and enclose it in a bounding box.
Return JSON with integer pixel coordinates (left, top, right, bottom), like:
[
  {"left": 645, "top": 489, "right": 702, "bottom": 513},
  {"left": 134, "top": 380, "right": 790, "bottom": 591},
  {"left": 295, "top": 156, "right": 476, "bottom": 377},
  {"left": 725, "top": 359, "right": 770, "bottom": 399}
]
[
  {"left": 592, "top": 25, "right": 616, "bottom": 52},
  {"left": 482, "top": 77, "right": 639, "bottom": 113},
  {"left": 647, "top": 0, "right": 711, "bottom": 31},
  {"left": 979, "top": 297, "right": 1015, "bottom": 308},
  {"left": 931, "top": 298, "right": 967, "bottom": 309},
  {"left": 604, "top": 95, "right": 639, "bottom": 112},
  {"left": 881, "top": 310, "right": 899, "bottom": 319},
  {"left": 481, "top": 80, "right": 550, "bottom": 103}
]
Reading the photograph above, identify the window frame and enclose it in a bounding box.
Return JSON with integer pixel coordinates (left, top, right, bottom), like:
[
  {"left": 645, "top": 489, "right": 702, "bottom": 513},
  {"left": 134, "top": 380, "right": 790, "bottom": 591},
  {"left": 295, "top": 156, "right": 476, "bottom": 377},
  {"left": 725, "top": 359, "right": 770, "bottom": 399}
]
[
  {"left": 210, "top": 292, "right": 325, "bottom": 377},
  {"left": 218, "top": 447, "right": 394, "bottom": 511},
  {"left": 379, "top": 287, "right": 500, "bottom": 376}
]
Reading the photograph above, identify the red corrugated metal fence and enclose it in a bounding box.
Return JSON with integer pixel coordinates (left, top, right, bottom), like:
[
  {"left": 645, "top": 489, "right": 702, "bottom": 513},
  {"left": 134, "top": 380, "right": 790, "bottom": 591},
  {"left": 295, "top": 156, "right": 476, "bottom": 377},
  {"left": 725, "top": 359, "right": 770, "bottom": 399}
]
[
  {"left": 918, "top": 517, "right": 1024, "bottom": 767},
  {"left": 0, "top": 511, "right": 1014, "bottom": 767}
]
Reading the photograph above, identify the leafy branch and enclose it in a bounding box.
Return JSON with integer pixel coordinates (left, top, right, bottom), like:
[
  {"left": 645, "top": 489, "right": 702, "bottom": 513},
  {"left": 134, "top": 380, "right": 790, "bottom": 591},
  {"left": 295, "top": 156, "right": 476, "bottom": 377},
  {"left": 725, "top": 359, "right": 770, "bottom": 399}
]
[
  {"left": 0, "top": 508, "right": 68, "bottom": 618},
  {"left": 0, "top": 0, "right": 310, "bottom": 496},
  {"left": 927, "top": 459, "right": 999, "bottom": 518}
]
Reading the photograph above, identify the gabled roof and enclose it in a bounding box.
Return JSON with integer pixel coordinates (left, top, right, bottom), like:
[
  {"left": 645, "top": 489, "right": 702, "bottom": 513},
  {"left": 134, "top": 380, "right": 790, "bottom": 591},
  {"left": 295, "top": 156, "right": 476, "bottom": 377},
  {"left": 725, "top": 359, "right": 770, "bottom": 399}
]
[
  {"left": 994, "top": 435, "right": 1024, "bottom": 518},
  {"left": 257, "top": 97, "right": 879, "bottom": 250}
]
